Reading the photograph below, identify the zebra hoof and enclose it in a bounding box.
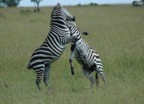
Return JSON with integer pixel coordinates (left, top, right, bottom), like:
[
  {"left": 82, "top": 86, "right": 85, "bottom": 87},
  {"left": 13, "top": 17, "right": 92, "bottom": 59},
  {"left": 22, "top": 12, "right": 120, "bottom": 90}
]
[
  {"left": 36, "top": 84, "right": 41, "bottom": 90},
  {"left": 44, "top": 82, "right": 48, "bottom": 86},
  {"left": 45, "top": 83, "right": 48, "bottom": 87},
  {"left": 71, "top": 71, "right": 74, "bottom": 75},
  {"left": 43, "top": 79, "right": 48, "bottom": 86}
]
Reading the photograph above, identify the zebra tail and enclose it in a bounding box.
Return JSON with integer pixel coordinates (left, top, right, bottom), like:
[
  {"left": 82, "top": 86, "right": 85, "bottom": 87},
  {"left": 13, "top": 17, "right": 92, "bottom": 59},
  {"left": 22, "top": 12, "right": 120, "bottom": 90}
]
[{"left": 82, "top": 32, "right": 89, "bottom": 35}]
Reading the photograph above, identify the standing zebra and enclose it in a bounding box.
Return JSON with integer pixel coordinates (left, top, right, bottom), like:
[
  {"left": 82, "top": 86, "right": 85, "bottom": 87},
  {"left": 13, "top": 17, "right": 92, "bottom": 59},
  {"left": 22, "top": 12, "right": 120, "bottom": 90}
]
[
  {"left": 27, "top": 3, "right": 77, "bottom": 90},
  {"left": 67, "top": 21, "right": 107, "bottom": 87},
  {"left": 132, "top": 1, "right": 144, "bottom": 7}
]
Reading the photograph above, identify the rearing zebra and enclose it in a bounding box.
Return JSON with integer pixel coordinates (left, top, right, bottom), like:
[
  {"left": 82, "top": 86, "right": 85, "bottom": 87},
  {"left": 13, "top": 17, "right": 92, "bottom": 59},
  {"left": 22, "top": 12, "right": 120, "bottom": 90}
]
[
  {"left": 67, "top": 21, "right": 107, "bottom": 87},
  {"left": 27, "top": 3, "right": 77, "bottom": 90}
]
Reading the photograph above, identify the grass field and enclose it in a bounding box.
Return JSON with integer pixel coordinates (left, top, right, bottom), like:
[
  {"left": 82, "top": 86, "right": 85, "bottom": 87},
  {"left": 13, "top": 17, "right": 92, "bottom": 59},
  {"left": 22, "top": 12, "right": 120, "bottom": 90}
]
[{"left": 0, "top": 5, "right": 144, "bottom": 104}]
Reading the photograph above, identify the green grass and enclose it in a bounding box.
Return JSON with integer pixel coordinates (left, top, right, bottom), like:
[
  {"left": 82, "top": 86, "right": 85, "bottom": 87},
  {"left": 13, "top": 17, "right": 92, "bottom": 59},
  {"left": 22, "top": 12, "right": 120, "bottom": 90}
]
[{"left": 0, "top": 5, "right": 144, "bottom": 104}]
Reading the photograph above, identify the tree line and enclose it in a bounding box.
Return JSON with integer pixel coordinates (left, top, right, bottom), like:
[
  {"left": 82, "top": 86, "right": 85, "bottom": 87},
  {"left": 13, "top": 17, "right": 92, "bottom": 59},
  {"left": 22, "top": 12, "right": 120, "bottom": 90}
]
[
  {"left": 0, "top": 0, "right": 42, "bottom": 12},
  {"left": 132, "top": 0, "right": 144, "bottom": 6}
]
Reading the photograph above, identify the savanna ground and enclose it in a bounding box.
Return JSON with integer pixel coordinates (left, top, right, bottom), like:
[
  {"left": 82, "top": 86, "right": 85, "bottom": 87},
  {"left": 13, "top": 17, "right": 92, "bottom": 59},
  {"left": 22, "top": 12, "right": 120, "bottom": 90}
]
[{"left": 0, "top": 5, "right": 144, "bottom": 104}]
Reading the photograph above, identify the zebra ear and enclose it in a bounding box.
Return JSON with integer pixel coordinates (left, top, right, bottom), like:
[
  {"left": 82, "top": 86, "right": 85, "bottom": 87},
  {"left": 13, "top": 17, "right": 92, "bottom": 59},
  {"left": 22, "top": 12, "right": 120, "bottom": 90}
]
[
  {"left": 54, "top": 3, "right": 61, "bottom": 10},
  {"left": 82, "top": 32, "right": 89, "bottom": 35},
  {"left": 57, "top": 3, "right": 62, "bottom": 8},
  {"left": 57, "top": 3, "right": 61, "bottom": 7}
]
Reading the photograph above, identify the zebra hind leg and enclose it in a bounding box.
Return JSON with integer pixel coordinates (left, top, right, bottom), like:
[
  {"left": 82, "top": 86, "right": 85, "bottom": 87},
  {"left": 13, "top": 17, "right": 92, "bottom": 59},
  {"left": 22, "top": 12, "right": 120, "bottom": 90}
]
[
  {"left": 89, "top": 76, "right": 95, "bottom": 88},
  {"left": 98, "top": 70, "right": 107, "bottom": 87},
  {"left": 95, "top": 64, "right": 108, "bottom": 87},
  {"left": 82, "top": 66, "right": 94, "bottom": 88},
  {"left": 90, "top": 64, "right": 99, "bottom": 87},
  {"left": 95, "top": 73, "right": 99, "bottom": 87},
  {"left": 43, "top": 64, "right": 51, "bottom": 86},
  {"left": 35, "top": 68, "right": 44, "bottom": 90}
]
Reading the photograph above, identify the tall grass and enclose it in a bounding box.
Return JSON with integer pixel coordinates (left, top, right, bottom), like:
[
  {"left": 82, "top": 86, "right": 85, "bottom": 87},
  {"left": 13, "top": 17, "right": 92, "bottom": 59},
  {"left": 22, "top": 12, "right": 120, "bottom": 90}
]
[{"left": 0, "top": 5, "right": 144, "bottom": 104}]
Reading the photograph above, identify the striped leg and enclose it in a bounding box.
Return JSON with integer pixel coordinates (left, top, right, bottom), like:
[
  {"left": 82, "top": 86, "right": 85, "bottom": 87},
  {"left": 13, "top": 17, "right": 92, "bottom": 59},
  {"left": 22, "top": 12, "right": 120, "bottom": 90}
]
[
  {"left": 90, "top": 64, "right": 99, "bottom": 87},
  {"left": 95, "top": 63, "right": 107, "bottom": 87},
  {"left": 99, "top": 71, "right": 107, "bottom": 87},
  {"left": 35, "top": 67, "right": 44, "bottom": 90},
  {"left": 43, "top": 64, "right": 51, "bottom": 86},
  {"left": 82, "top": 66, "right": 94, "bottom": 88},
  {"left": 95, "top": 73, "right": 99, "bottom": 87},
  {"left": 69, "top": 59, "right": 74, "bottom": 75},
  {"left": 69, "top": 45, "right": 76, "bottom": 75}
]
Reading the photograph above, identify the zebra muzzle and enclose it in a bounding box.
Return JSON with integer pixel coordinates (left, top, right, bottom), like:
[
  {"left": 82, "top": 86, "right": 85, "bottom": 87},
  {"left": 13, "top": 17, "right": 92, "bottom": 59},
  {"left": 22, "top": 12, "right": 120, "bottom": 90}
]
[{"left": 72, "top": 16, "right": 76, "bottom": 21}]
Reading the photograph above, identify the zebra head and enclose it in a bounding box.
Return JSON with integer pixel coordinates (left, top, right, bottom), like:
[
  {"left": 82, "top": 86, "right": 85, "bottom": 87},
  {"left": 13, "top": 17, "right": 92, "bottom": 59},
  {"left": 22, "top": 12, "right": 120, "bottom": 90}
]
[
  {"left": 66, "top": 21, "right": 81, "bottom": 42},
  {"left": 52, "top": 3, "right": 75, "bottom": 22},
  {"left": 67, "top": 21, "right": 89, "bottom": 43},
  {"left": 62, "top": 7, "right": 76, "bottom": 22}
]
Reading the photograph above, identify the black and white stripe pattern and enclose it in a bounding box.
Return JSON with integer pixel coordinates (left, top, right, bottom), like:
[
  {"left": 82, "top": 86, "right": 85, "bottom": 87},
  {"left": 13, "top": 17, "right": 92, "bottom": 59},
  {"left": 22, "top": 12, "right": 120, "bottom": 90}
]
[
  {"left": 68, "top": 22, "right": 107, "bottom": 87},
  {"left": 27, "top": 3, "right": 76, "bottom": 90},
  {"left": 132, "top": 1, "right": 144, "bottom": 7}
]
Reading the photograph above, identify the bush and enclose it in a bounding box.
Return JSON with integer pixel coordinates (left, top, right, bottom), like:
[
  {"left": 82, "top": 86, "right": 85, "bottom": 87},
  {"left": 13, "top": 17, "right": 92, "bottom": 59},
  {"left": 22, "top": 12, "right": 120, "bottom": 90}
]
[
  {"left": 1, "top": 0, "right": 21, "bottom": 7},
  {"left": 20, "top": 9, "right": 32, "bottom": 15},
  {"left": 90, "top": 2, "right": 99, "bottom": 6},
  {"left": 76, "top": 3, "right": 81, "bottom": 6}
]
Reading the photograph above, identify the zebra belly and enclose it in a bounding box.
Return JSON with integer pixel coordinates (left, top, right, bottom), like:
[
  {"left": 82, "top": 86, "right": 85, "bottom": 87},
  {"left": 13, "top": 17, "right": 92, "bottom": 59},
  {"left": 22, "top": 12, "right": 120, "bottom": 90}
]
[
  {"left": 75, "top": 56, "right": 95, "bottom": 73},
  {"left": 29, "top": 46, "right": 65, "bottom": 68},
  {"left": 75, "top": 54, "right": 94, "bottom": 67},
  {"left": 40, "top": 49, "right": 64, "bottom": 63}
]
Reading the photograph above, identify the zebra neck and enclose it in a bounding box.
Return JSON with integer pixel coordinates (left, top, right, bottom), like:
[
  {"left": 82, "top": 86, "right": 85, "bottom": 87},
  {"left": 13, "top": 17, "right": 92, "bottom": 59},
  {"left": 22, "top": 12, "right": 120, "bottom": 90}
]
[
  {"left": 50, "top": 14, "right": 67, "bottom": 30},
  {"left": 50, "top": 22, "right": 67, "bottom": 30}
]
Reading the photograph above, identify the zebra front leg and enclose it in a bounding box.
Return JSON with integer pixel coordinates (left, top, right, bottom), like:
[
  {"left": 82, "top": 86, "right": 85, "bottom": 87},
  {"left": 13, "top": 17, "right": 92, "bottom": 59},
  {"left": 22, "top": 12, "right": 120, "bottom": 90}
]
[
  {"left": 69, "top": 59, "right": 74, "bottom": 75},
  {"left": 43, "top": 64, "right": 51, "bottom": 86},
  {"left": 69, "top": 44, "right": 76, "bottom": 75}
]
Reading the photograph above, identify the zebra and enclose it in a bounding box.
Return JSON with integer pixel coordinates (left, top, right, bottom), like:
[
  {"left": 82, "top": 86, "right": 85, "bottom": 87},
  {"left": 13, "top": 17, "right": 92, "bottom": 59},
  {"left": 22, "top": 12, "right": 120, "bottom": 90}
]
[
  {"left": 132, "top": 1, "right": 144, "bottom": 7},
  {"left": 67, "top": 21, "right": 107, "bottom": 87},
  {"left": 27, "top": 3, "right": 78, "bottom": 90}
]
